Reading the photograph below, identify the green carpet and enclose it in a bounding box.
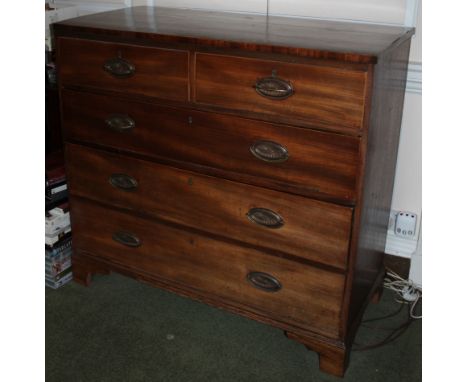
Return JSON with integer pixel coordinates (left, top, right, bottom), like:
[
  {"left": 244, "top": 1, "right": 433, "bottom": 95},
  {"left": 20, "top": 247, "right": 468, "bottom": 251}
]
[{"left": 46, "top": 273, "right": 421, "bottom": 382}]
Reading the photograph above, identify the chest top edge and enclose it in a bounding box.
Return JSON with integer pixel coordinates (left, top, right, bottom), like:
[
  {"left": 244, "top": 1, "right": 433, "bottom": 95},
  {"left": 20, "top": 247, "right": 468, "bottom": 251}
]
[{"left": 52, "top": 6, "right": 414, "bottom": 65}]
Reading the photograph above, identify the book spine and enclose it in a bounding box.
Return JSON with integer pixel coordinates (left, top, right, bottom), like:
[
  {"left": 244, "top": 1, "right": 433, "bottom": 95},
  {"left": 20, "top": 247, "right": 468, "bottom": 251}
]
[
  {"left": 45, "top": 266, "right": 72, "bottom": 282},
  {"left": 45, "top": 229, "right": 71, "bottom": 247},
  {"left": 50, "top": 183, "right": 67, "bottom": 195},
  {"left": 45, "top": 237, "right": 72, "bottom": 255},
  {"left": 46, "top": 182, "right": 67, "bottom": 196},
  {"left": 45, "top": 212, "right": 70, "bottom": 231},
  {"left": 45, "top": 224, "right": 70, "bottom": 237},
  {"left": 45, "top": 248, "right": 72, "bottom": 262},
  {"left": 45, "top": 272, "right": 73, "bottom": 289},
  {"left": 49, "top": 203, "right": 70, "bottom": 215},
  {"left": 45, "top": 260, "right": 72, "bottom": 278},
  {"left": 46, "top": 177, "right": 66, "bottom": 188}
]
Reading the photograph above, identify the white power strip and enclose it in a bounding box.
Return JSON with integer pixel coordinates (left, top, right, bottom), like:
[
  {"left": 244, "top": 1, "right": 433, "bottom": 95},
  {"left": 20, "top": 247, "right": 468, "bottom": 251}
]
[
  {"left": 384, "top": 268, "right": 422, "bottom": 319},
  {"left": 401, "top": 286, "right": 419, "bottom": 302}
]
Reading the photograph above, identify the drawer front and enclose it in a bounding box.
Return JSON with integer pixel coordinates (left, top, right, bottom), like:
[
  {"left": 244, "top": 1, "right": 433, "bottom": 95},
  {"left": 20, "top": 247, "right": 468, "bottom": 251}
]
[
  {"left": 195, "top": 53, "right": 368, "bottom": 131},
  {"left": 66, "top": 144, "right": 353, "bottom": 269},
  {"left": 62, "top": 90, "right": 360, "bottom": 202},
  {"left": 57, "top": 38, "right": 189, "bottom": 101},
  {"left": 70, "top": 198, "right": 345, "bottom": 338}
]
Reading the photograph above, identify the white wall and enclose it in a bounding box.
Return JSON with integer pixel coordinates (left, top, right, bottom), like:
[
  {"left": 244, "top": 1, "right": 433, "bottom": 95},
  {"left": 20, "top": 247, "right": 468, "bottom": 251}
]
[
  {"left": 52, "top": 1, "right": 129, "bottom": 16},
  {"left": 269, "top": 0, "right": 409, "bottom": 25},
  {"left": 135, "top": 0, "right": 266, "bottom": 13},
  {"left": 390, "top": 2, "right": 422, "bottom": 287},
  {"left": 132, "top": 0, "right": 417, "bottom": 26}
]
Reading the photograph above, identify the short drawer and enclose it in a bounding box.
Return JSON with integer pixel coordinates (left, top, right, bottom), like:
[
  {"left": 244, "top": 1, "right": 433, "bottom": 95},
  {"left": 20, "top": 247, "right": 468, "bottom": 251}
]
[
  {"left": 62, "top": 90, "right": 360, "bottom": 202},
  {"left": 57, "top": 37, "right": 189, "bottom": 101},
  {"left": 66, "top": 144, "right": 353, "bottom": 269},
  {"left": 70, "top": 197, "right": 345, "bottom": 338},
  {"left": 195, "top": 53, "right": 368, "bottom": 131}
]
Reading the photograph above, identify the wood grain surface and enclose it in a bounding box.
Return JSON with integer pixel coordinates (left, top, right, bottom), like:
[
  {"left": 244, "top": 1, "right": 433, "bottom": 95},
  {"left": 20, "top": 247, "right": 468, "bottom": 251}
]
[
  {"left": 53, "top": 6, "right": 414, "bottom": 64},
  {"left": 57, "top": 37, "right": 189, "bottom": 101},
  {"left": 61, "top": 89, "right": 361, "bottom": 203},
  {"left": 195, "top": 53, "right": 368, "bottom": 131},
  {"left": 54, "top": 7, "right": 414, "bottom": 377},
  {"left": 70, "top": 197, "right": 345, "bottom": 338},
  {"left": 343, "top": 38, "right": 413, "bottom": 337},
  {"left": 66, "top": 143, "right": 354, "bottom": 269}
]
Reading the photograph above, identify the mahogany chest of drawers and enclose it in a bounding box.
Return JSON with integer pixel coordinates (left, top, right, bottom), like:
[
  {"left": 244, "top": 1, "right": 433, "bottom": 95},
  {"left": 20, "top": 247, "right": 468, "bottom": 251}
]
[{"left": 54, "top": 7, "right": 414, "bottom": 377}]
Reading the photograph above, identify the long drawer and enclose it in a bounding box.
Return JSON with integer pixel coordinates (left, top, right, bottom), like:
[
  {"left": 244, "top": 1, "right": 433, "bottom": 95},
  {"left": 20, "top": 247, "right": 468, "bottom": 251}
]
[
  {"left": 70, "top": 197, "right": 345, "bottom": 338},
  {"left": 57, "top": 37, "right": 189, "bottom": 101},
  {"left": 66, "top": 144, "right": 353, "bottom": 269},
  {"left": 61, "top": 89, "right": 360, "bottom": 202},
  {"left": 195, "top": 53, "right": 368, "bottom": 131}
]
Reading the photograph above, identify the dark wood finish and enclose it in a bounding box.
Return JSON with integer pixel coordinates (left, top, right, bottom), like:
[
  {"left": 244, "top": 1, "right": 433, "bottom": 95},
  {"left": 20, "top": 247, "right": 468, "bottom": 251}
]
[
  {"left": 53, "top": 6, "right": 413, "bottom": 64},
  {"left": 285, "top": 331, "right": 349, "bottom": 377},
  {"left": 370, "top": 285, "right": 384, "bottom": 304},
  {"left": 70, "top": 250, "right": 349, "bottom": 353},
  {"left": 61, "top": 89, "right": 360, "bottom": 203},
  {"left": 384, "top": 254, "right": 411, "bottom": 279},
  {"left": 70, "top": 197, "right": 345, "bottom": 338},
  {"left": 57, "top": 37, "right": 189, "bottom": 101},
  {"left": 66, "top": 143, "right": 353, "bottom": 269},
  {"left": 195, "top": 53, "right": 368, "bottom": 131},
  {"left": 54, "top": 7, "right": 414, "bottom": 377},
  {"left": 72, "top": 255, "right": 110, "bottom": 286},
  {"left": 344, "top": 38, "right": 412, "bottom": 335}
]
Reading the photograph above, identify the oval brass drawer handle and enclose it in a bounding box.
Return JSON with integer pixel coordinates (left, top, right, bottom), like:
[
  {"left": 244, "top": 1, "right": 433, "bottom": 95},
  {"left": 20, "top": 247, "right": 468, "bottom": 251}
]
[
  {"left": 255, "top": 72, "right": 294, "bottom": 100},
  {"left": 112, "top": 231, "right": 141, "bottom": 247},
  {"left": 247, "top": 272, "right": 282, "bottom": 292},
  {"left": 247, "top": 208, "right": 284, "bottom": 229},
  {"left": 103, "top": 57, "right": 135, "bottom": 78},
  {"left": 109, "top": 173, "right": 138, "bottom": 191},
  {"left": 105, "top": 114, "right": 135, "bottom": 132},
  {"left": 250, "top": 140, "right": 289, "bottom": 163}
]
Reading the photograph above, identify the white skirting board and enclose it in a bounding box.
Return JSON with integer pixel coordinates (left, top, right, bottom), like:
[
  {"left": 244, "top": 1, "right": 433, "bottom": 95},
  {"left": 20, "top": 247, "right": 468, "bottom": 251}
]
[
  {"left": 406, "top": 62, "right": 422, "bottom": 94},
  {"left": 385, "top": 231, "right": 418, "bottom": 259},
  {"left": 385, "top": 225, "right": 422, "bottom": 288}
]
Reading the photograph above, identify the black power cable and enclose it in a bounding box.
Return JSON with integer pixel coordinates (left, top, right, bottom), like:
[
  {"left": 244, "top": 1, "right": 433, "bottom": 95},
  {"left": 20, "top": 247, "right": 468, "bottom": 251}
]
[
  {"left": 353, "top": 303, "right": 415, "bottom": 351},
  {"left": 361, "top": 303, "right": 405, "bottom": 324}
]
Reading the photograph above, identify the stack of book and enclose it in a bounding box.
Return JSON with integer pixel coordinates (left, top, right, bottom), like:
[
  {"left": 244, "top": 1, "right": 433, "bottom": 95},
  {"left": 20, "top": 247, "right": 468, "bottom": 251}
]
[
  {"left": 45, "top": 151, "right": 68, "bottom": 211},
  {"left": 46, "top": 152, "right": 72, "bottom": 289}
]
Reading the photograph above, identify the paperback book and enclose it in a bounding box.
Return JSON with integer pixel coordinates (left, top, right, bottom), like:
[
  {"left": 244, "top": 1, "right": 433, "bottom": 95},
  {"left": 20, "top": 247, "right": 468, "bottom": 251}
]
[
  {"left": 45, "top": 271, "right": 73, "bottom": 289},
  {"left": 45, "top": 226, "right": 71, "bottom": 247},
  {"left": 46, "top": 236, "right": 72, "bottom": 255}
]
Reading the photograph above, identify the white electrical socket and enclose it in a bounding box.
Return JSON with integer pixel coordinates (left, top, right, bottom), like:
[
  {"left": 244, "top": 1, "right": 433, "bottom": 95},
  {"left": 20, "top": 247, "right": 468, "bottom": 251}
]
[{"left": 394, "top": 211, "right": 417, "bottom": 238}]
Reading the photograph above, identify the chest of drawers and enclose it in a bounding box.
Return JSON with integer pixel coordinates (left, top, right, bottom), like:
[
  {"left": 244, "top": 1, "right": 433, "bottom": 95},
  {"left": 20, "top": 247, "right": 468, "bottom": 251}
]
[{"left": 54, "top": 7, "right": 413, "bottom": 377}]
